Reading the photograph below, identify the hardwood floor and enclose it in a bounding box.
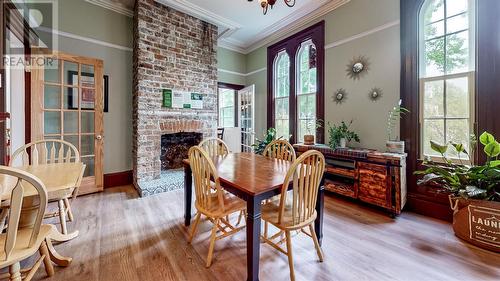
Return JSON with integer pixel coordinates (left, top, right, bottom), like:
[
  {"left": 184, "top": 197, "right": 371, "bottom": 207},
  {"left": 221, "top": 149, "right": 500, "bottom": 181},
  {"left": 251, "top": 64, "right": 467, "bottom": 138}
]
[{"left": 32, "top": 185, "right": 500, "bottom": 281}]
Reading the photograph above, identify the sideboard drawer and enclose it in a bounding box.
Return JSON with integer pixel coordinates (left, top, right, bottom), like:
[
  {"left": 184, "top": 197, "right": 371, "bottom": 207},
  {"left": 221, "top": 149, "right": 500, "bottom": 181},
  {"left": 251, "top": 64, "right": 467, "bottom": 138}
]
[{"left": 358, "top": 163, "right": 391, "bottom": 208}]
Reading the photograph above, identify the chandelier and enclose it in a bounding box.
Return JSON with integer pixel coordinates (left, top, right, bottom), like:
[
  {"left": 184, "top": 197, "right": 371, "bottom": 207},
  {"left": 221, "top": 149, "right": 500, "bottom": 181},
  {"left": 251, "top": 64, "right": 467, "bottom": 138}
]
[{"left": 249, "top": 0, "right": 297, "bottom": 15}]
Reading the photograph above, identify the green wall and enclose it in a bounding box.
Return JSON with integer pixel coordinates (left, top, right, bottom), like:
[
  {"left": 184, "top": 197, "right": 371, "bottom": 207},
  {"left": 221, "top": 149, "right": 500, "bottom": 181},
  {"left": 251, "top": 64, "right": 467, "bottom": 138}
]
[
  {"left": 242, "top": 0, "right": 401, "bottom": 150},
  {"left": 38, "top": 0, "right": 133, "bottom": 174},
  {"left": 217, "top": 47, "right": 246, "bottom": 86}
]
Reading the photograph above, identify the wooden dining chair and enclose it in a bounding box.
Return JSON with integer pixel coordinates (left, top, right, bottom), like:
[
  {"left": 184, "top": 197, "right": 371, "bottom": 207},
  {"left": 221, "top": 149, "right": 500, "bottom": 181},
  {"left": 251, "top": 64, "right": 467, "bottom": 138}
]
[
  {"left": 0, "top": 166, "right": 56, "bottom": 281},
  {"left": 187, "top": 146, "right": 246, "bottom": 268},
  {"left": 10, "top": 140, "right": 83, "bottom": 236},
  {"left": 199, "top": 138, "right": 229, "bottom": 158},
  {"left": 262, "top": 139, "right": 296, "bottom": 237},
  {"left": 261, "top": 150, "right": 325, "bottom": 281},
  {"left": 263, "top": 139, "right": 296, "bottom": 162}
]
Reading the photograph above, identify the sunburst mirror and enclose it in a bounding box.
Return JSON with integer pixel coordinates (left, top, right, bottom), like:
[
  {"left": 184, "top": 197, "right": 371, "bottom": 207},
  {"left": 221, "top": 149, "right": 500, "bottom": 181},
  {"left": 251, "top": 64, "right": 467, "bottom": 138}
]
[
  {"left": 369, "top": 87, "right": 383, "bottom": 101},
  {"left": 346, "top": 56, "right": 370, "bottom": 80},
  {"left": 333, "top": 88, "right": 347, "bottom": 104}
]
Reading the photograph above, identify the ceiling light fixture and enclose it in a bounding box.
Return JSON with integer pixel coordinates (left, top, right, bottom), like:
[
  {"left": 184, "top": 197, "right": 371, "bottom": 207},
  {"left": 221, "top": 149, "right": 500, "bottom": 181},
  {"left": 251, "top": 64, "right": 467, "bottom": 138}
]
[{"left": 248, "top": 0, "right": 296, "bottom": 15}]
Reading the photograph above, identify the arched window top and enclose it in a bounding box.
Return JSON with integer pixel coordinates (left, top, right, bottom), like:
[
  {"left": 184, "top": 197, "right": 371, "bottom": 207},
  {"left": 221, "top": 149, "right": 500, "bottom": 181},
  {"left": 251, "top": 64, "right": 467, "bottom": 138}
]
[
  {"left": 296, "top": 40, "right": 317, "bottom": 95},
  {"left": 419, "top": 0, "right": 475, "bottom": 78},
  {"left": 274, "top": 50, "right": 290, "bottom": 98}
]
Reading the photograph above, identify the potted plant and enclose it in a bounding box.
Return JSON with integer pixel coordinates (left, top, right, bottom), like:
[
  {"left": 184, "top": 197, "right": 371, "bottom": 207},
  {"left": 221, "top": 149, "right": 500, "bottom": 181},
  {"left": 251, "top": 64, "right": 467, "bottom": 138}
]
[
  {"left": 303, "top": 119, "right": 323, "bottom": 145},
  {"left": 386, "top": 99, "right": 409, "bottom": 153},
  {"left": 252, "top": 128, "right": 283, "bottom": 155},
  {"left": 415, "top": 132, "right": 500, "bottom": 252},
  {"left": 327, "top": 120, "right": 360, "bottom": 149}
]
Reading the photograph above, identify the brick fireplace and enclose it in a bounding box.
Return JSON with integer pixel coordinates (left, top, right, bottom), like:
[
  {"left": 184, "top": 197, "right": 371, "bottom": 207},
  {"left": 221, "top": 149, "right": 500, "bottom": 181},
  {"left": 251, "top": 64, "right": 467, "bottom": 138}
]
[{"left": 133, "top": 0, "right": 218, "bottom": 196}]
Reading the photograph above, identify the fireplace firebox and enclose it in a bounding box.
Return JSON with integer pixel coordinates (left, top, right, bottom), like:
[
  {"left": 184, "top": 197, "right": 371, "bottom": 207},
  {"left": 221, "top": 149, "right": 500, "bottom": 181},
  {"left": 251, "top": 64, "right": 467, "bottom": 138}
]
[{"left": 161, "top": 132, "right": 203, "bottom": 170}]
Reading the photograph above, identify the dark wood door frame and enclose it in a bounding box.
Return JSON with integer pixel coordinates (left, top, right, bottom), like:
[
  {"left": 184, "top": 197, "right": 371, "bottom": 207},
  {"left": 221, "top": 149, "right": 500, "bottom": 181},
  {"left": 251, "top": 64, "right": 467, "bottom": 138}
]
[
  {"left": 267, "top": 21, "right": 325, "bottom": 144},
  {"left": 400, "top": 0, "right": 500, "bottom": 221},
  {"left": 218, "top": 82, "right": 245, "bottom": 128}
]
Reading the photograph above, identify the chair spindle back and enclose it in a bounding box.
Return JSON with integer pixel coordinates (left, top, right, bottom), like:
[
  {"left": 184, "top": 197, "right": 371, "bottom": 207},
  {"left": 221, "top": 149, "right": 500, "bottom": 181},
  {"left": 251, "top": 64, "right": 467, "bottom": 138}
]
[
  {"left": 199, "top": 138, "right": 229, "bottom": 158},
  {"left": 263, "top": 140, "right": 296, "bottom": 162},
  {"left": 278, "top": 150, "right": 325, "bottom": 226},
  {"left": 11, "top": 140, "right": 80, "bottom": 166},
  {"left": 188, "top": 146, "right": 225, "bottom": 214}
]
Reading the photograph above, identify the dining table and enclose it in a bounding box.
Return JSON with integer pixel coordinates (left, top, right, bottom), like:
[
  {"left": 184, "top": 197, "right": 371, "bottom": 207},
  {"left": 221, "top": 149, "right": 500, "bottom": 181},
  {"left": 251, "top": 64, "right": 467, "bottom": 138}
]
[
  {"left": 0, "top": 162, "right": 86, "bottom": 266},
  {"left": 183, "top": 152, "right": 324, "bottom": 281}
]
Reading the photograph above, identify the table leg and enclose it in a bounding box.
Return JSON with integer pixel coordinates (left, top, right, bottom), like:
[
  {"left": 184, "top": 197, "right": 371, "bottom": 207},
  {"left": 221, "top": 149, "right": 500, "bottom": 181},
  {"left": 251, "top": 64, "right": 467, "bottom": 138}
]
[
  {"left": 314, "top": 184, "right": 325, "bottom": 246},
  {"left": 184, "top": 164, "right": 193, "bottom": 227},
  {"left": 246, "top": 196, "right": 261, "bottom": 281}
]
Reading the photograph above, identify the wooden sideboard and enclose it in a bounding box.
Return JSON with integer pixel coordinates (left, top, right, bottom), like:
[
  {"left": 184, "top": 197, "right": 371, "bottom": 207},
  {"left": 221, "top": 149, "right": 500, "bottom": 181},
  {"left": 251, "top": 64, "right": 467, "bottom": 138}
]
[{"left": 294, "top": 144, "right": 407, "bottom": 217}]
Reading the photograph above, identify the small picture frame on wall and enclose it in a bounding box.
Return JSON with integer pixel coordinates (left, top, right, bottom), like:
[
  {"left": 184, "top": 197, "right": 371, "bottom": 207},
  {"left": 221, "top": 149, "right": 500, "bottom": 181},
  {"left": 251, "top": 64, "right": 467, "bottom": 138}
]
[
  {"left": 104, "top": 75, "right": 109, "bottom": 112},
  {"left": 67, "top": 71, "right": 109, "bottom": 112}
]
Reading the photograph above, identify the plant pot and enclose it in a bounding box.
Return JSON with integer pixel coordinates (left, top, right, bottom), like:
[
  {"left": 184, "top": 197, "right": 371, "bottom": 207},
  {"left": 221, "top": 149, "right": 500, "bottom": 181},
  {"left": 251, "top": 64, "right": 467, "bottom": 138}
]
[
  {"left": 339, "top": 138, "right": 347, "bottom": 148},
  {"left": 449, "top": 195, "right": 500, "bottom": 253},
  {"left": 303, "top": 135, "right": 315, "bottom": 145},
  {"left": 386, "top": 140, "right": 405, "bottom": 154}
]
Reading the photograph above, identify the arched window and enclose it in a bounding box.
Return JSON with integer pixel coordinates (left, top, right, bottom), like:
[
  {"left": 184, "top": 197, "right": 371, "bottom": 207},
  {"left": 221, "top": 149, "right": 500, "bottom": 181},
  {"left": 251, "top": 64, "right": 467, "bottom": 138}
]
[
  {"left": 296, "top": 40, "right": 317, "bottom": 143},
  {"left": 419, "top": 0, "right": 475, "bottom": 160},
  {"left": 273, "top": 50, "right": 290, "bottom": 139}
]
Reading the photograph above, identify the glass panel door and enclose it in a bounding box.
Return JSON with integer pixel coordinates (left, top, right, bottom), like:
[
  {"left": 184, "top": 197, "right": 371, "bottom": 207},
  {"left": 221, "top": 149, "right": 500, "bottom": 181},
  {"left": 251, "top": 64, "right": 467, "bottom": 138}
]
[
  {"left": 239, "top": 85, "right": 255, "bottom": 152},
  {"left": 33, "top": 52, "right": 104, "bottom": 194}
]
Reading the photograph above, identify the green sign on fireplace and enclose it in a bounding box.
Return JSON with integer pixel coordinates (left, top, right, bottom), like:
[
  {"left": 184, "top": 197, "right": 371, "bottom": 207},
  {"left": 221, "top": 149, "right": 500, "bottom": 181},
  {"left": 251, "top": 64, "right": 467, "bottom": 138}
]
[{"left": 162, "top": 89, "right": 172, "bottom": 108}]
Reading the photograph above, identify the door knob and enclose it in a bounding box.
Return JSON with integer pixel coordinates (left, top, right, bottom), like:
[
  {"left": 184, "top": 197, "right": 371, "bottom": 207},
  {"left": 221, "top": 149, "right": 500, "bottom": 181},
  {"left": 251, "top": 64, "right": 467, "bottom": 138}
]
[{"left": 96, "top": 135, "right": 103, "bottom": 140}]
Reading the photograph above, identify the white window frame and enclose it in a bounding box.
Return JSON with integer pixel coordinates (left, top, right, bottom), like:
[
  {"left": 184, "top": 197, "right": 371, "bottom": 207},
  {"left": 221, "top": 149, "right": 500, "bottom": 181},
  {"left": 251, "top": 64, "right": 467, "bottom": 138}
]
[
  {"left": 273, "top": 50, "right": 290, "bottom": 139},
  {"left": 218, "top": 88, "right": 236, "bottom": 128},
  {"left": 296, "top": 40, "right": 317, "bottom": 143},
  {"left": 418, "top": 0, "right": 476, "bottom": 162}
]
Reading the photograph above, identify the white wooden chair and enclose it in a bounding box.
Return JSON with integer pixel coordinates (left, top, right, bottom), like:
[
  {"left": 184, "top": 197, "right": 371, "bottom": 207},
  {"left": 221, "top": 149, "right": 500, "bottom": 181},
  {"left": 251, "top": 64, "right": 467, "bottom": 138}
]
[
  {"left": 261, "top": 150, "right": 326, "bottom": 281},
  {"left": 199, "top": 138, "right": 229, "bottom": 158},
  {"left": 187, "top": 146, "right": 246, "bottom": 267},
  {"left": 0, "top": 166, "right": 56, "bottom": 281},
  {"left": 10, "top": 140, "right": 83, "bottom": 235},
  {"left": 263, "top": 139, "right": 297, "bottom": 162}
]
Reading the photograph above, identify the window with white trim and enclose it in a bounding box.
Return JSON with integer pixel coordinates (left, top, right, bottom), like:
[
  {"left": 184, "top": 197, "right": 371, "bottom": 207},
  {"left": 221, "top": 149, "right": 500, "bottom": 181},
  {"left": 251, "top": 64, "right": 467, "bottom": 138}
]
[
  {"left": 218, "top": 88, "right": 235, "bottom": 128},
  {"left": 419, "top": 0, "right": 475, "bottom": 160},
  {"left": 273, "top": 51, "right": 290, "bottom": 139},
  {"left": 296, "top": 40, "right": 317, "bottom": 143}
]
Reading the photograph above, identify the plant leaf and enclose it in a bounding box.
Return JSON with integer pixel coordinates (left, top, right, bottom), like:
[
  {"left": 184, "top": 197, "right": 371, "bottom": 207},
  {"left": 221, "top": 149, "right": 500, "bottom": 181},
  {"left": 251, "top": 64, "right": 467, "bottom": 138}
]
[
  {"left": 417, "top": 173, "right": 442, "bottom": 185},
  {"left": 465, "top": 185, "right": 487, "bottom": 198},
  {"left": 479, "top": 132, "right": 495, "bottom": 146},
  {"left": 430, "top": 141, "right": 448, "bottom": 154},
  {"left": 484, "top": 141, "right": 500, "bottom": 157},
  {"left": 489, "top": 160, "right": 500, "bottom": 168}
]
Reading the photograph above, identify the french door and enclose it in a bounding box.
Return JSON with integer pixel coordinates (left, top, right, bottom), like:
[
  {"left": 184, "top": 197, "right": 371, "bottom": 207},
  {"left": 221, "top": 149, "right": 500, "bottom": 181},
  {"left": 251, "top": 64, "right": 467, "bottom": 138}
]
[
  {"left": 31, "top": 52, "right": 104, "bottom": 194},
  {"left": 239, "top": 85, "right": 255, "bottom": 152}
]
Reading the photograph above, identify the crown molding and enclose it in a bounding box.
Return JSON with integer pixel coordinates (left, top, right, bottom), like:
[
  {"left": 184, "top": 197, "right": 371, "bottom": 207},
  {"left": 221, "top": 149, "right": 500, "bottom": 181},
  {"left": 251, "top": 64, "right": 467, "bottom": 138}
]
[
  {"left": 243, "top": 0, "right": 350, "bottom": 54},
  {"left": 217, "top": 41, "right": 247, "bottom": 54},
  {"left": 156, "top": 0, "right": 242, "bottom": 38},
  {"left": 152, "top": 0, "right": 350, "bottom": 55},
  {"left": 216, "top": 0, "right": 350, "bottom": 54},
  {"left": 85, "top": 0, "right": 134, "bottom": 17}
]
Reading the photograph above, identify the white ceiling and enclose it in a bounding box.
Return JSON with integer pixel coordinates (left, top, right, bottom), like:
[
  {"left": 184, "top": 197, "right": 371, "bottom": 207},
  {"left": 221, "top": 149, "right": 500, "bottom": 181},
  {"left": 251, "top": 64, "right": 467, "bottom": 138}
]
[{"left": 89, "top": 0, "right": 350, "bottom": 54}]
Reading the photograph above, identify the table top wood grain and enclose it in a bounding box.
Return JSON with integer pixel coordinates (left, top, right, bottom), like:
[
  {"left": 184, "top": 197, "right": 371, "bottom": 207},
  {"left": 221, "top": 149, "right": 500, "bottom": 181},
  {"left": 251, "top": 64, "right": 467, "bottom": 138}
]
[
  {"left": 184, "top": 152, "right": 291, "bottom": 196},
  {"left": 0, "top": 163, "right": 85, "bottom": 200}
]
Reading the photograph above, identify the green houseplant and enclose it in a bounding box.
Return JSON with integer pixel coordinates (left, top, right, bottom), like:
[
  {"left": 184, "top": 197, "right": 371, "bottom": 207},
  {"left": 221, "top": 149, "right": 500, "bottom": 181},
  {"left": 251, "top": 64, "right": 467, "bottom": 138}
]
[
  {"left": 386, "top": 99, "right": 409, "bottom": 153},
  {"left": 252, "top": 128, "right": 282, "bottom": 155},
  {"left": 327, "top": 120, "right": 360, "bottom": 149},
  {"left": 415, "top": 131, "right": 500, "bottom": 252},
  {"left": 303, "top": 119, "right": 323, "bottom": 145}
]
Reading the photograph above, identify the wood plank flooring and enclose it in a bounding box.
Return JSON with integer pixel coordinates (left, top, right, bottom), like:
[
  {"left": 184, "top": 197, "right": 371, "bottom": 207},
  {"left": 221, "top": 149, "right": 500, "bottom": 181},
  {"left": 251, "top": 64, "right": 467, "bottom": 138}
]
[{"left": 32, "top": 185, "right": 500, "bottom": 281}]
